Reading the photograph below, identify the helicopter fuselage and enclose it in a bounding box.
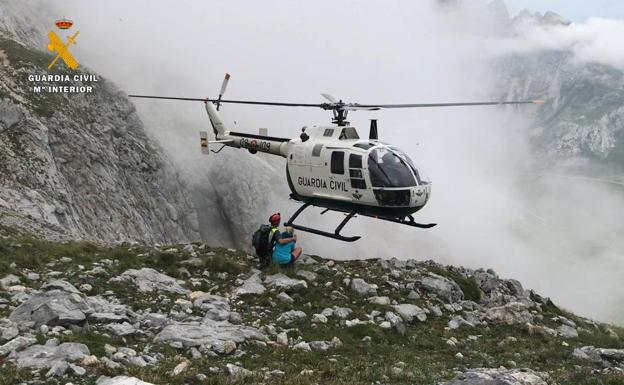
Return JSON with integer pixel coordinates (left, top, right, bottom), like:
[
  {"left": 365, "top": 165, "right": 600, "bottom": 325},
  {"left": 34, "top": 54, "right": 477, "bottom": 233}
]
[{"left": 209, "top": 105, "right": 431, "bottom": 219}]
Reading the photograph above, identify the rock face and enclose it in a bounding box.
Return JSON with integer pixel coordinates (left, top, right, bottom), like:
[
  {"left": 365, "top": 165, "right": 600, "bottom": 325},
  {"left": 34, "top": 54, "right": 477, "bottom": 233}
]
[
  {"left": 0, "top": 23, "right": 199, "bottom": 243},
  {"left": 441, "top": 368, "right": 548, "bottom": 385},
  {"left": 496, "top": 50, "right": 624, "bottom": 167}
]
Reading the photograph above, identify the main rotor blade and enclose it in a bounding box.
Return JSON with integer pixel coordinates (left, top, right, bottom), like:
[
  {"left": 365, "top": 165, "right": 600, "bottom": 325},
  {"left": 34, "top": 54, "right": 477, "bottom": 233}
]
[
  {"left": 356, "top": 99, "right": 545, "bottom": 108},
  {"left": 128, "top": 94, "right": 545, "bottom": 109},
  {"left": 128, "top": 94, "right": 324, "bottom": 108}
]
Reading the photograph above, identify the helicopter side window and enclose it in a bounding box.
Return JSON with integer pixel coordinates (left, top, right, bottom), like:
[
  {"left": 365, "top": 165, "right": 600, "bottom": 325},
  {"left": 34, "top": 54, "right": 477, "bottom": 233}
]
[
  {"left": 312, "top": 144, "right": 323, "bottom": 157},
  {"left": 349, "top": 154, "right": 362, "bottom": 168},
  {"left": 348, "top": 154, "right": 366, "bottom": 190},
  {"left": 330, "top": 151, "right": 345, "bottom": 174}
]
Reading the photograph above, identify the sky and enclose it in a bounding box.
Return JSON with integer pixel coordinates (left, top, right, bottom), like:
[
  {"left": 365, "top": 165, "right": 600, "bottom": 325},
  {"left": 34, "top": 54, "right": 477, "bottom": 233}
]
[{"left": 506, "top": 0, "right": 624, "bottom": 21}]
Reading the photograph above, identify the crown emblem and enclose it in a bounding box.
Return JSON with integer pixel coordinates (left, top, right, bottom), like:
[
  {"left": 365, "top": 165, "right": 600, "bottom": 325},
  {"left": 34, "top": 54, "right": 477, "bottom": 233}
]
[{"left": 55, "top": 18, "right": 73, "bottom": 30}]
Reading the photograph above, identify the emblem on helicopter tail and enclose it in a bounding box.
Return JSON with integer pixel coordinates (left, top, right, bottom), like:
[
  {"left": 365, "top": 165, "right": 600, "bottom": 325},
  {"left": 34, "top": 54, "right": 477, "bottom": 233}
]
[{"left": 352, "top": 192, "right": 362, "bottom": 200}]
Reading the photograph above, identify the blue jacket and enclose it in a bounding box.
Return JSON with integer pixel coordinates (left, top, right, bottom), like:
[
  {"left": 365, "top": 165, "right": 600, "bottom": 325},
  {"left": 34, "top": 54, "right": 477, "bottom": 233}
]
[{"left": 272, "top": 232, "right": 294, "bottom": 264}]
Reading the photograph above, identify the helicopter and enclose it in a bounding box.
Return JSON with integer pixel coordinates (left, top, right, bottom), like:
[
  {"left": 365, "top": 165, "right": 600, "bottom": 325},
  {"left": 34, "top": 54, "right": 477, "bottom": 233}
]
[{"left": 129, "top": 74, "right": 543, "bottom": 242}]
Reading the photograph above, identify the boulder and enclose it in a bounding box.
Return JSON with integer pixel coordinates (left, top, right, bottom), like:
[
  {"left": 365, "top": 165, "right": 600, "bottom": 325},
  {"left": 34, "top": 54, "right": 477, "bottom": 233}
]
[
  {"left": 311, "top": 314, "right": 328, "bottom": 323},
  {"left": 192, "top": 294, "right": 231, "bottom": 321},
  {"left": 333, "top": 307, "right": 353, "bottom": 319},
  {"left": 233, "top": 270, "right": 266, "bottom": 296},
  {"left": 448, "top": 316, "right": 476, "bottom": 329},
  {"left": 392, "top": 304, "right": 427, "bottom": 323},
  {"left": 41, "top": 280, "right": 82, "bottom": 294},
  {"left": 440, "top": 368, "right": 548, "bottom": 385},
  {"left": 417, "top": 273, "right": 463, "bottom": 303},
  {"left": 556, "top": 325, "right": 578, "bottom": 339},
  {"left": 309, "top": 340, "right": 331, "bottom": 351},
  {"left": 15, "top": 342, "right": 89, "bottom": 370},
  {"left": 0, "top": 274, "right": 20, "bottom": 289},
  {"left": 9, "top": 282, "right": 91, "bottom": 328},
  {"left": 264, "top": 274, "right": 307, "bottom": 292},
  {"left": 485, "top": 302, "right": 534, "bottom": 325},
  {"left": 277, "top": 310, "right": 306, "bottom": 323},
  {"left": 350, "top": 278, "right": 378, "bottom": 296},
  {"left": 96, "top": 376, "right": 156, "bottom": 385},
  {"left": 368, "top": 296, "right": 391, "bottom": 306},
  {"left": 103, "top": 322, "right": 137, "bottom": 336},
  {"left": 277, "top": 292, "right": 294, "bottom": 304},
  {"left": 0, "top": 318, "right": 19, "bottom": 341},
  {"left": 0, "top": 336, "right": 37, "bottom": 356},
  {"left": 110, "top": 268, "right": 188, "bottom": 295},
  {"left": 154, "top": 320, "right": 267, "bottom": 348},
  {"left": 292, "top": 341, "right": 311, "bottom": 351},
  {"left": 573, "top": 346, "right": 624, "bottom": 366},
  {"left": 296, "top": 270, "right": 317, "bottom": 282},
  {"left": 226, "top": 363, "right": 252, "bottom": 377}
]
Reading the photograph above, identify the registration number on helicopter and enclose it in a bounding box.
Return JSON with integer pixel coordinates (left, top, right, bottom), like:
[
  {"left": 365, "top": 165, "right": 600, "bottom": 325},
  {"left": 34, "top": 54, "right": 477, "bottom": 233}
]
[{"left": 239, "top": 138, "right": 271, "bottom": 151}]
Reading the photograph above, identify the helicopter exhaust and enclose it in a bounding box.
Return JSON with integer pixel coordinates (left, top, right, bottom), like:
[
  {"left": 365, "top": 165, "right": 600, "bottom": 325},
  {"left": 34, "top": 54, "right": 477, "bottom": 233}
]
[{"left": 369, "top": 119, "right": 378, "bottom": 140}]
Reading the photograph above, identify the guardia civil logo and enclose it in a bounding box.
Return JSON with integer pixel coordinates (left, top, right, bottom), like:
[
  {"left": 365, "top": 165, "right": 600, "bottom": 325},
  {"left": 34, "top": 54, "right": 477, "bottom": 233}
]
[
  {"left": 27, "top": 17, "right": 98, "bottom": 94},
  {"left": 47, "top": 18, "right": 79, "bottom": 70}
]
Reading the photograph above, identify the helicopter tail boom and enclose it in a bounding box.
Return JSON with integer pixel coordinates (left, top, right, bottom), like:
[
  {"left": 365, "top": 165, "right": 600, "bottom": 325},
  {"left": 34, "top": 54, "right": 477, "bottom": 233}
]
[{"left": 205, "top": 100, "right": 227, "bottom": 137}]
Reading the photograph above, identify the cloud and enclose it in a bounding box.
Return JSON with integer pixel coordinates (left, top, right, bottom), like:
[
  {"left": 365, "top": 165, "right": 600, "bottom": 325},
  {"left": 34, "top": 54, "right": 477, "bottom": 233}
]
[{"left": 490, "top": 17, "right": 624, "bottom": 71}]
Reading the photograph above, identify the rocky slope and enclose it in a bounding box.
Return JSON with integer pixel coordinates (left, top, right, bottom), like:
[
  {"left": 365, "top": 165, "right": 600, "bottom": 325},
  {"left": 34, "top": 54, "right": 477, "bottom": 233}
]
[
  {"left": 496, "top": 51, "right": 624, "bottom": 171},
  {"left": 487, "top": 6, "right": 624, "bottom": 176},
  {"left": 0, "top": 32, "right": 200, "bottom": 243},
  {"left": 0, "top": 229, "right": 622, "bottom": 385}
]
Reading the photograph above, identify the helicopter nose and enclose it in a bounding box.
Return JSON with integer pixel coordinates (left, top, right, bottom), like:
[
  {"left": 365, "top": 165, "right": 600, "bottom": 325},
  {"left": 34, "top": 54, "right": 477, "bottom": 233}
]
[{"left": 412, "top": 184, "right": 431, "bottom": 207}]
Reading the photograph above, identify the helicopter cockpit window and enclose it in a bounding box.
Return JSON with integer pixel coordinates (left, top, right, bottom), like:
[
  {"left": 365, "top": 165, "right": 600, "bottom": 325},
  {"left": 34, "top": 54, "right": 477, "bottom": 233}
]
[
  {"left": 368, "top": 147, "right": 416, "bottom": 187},
  {"left": 312, "top": 144, "right": 323, "bottom": 157},
  {"left": 387, "top": 146, "right": 430, "bottom": 185},
  {"left": 330, "top": 151, "right": 345, "bottom": 174}
]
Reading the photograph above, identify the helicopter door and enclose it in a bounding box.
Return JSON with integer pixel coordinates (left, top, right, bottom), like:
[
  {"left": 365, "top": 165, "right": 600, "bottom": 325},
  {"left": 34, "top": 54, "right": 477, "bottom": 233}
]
[
  {"left": 348, "top": 154, "right": 366, "bottom": 188},
  {"left": 328, "top": 150, "right": 349, "bottom": 197}
]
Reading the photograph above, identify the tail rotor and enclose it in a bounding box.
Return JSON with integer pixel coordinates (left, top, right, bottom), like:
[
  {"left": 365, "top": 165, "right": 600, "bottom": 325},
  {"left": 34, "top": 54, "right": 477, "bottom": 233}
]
[{"left": 216, "top": 73, "right": 230, "bottom": 111}]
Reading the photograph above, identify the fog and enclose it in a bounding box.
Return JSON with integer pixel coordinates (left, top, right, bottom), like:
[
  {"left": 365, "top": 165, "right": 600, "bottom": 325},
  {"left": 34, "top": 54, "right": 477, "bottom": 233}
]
[{"left": 23, "top": 0, "right": 624, "bottom": 323}]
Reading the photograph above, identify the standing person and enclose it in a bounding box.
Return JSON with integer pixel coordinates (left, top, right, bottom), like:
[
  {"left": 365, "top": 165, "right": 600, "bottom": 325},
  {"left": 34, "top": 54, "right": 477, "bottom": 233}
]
[
  {"left": 272, "top": 226, "right": 302, "bottom": 266},
  {"left": 252, "top": 212, "right": 282, "bottom": 269}
]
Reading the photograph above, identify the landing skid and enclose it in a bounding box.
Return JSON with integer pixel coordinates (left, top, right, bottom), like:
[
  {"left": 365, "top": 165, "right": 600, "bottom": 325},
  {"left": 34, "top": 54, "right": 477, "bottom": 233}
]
[{"left": 284, "top": 202, "right": 437, "bottom": 242}]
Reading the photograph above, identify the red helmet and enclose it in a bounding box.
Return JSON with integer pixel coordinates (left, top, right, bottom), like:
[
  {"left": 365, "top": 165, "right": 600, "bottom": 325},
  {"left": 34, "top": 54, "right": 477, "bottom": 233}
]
[{"left": 269, "top": 213, "right": 281, "bottom": 225}]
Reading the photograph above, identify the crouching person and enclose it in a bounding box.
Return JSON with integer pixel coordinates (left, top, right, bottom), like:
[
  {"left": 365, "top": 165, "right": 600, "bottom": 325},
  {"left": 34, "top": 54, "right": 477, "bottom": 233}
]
[{"left": 272, "top": 226, "right": 302, "bottom": 266}]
